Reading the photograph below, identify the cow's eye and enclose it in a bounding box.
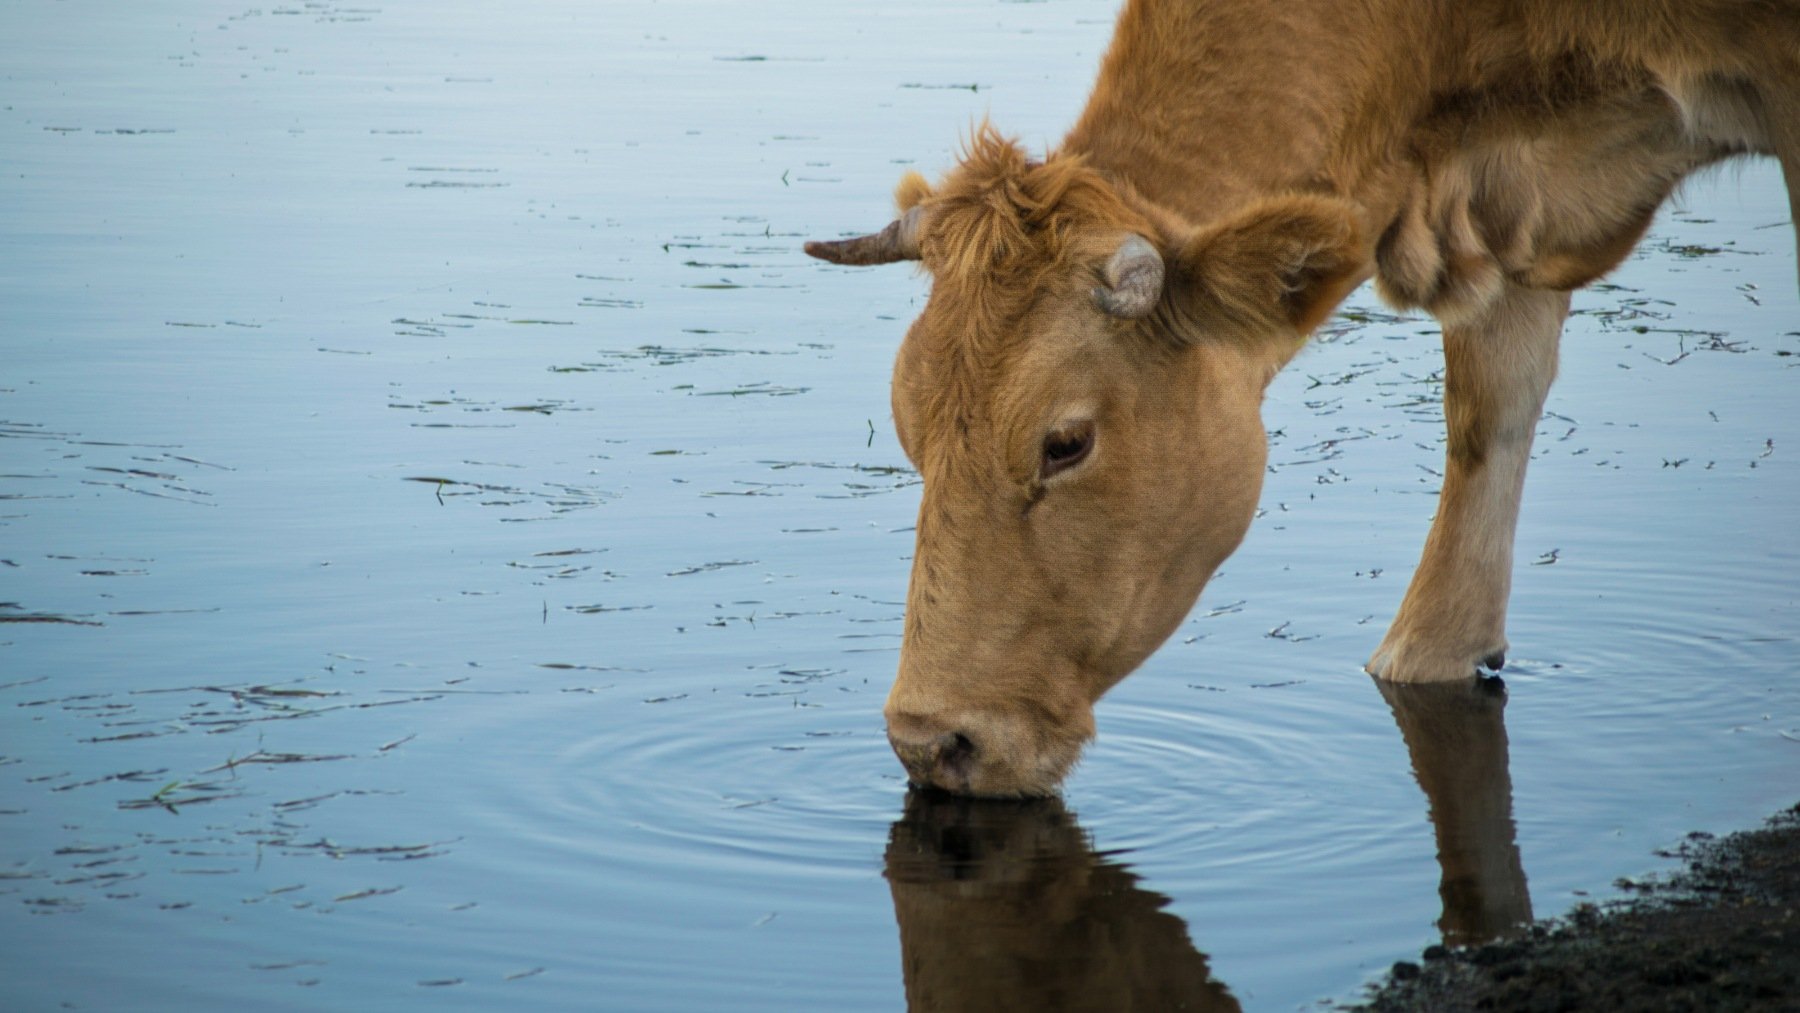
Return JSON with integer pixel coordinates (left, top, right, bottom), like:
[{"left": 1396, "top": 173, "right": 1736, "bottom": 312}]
[{"left": 1041, "top": 421, "right": 1094, "bottom": 479}]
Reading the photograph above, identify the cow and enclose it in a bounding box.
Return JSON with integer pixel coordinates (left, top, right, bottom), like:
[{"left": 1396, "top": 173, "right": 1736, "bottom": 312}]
[{"left": 806, "top": 0, "right": 1800, "bottom": 797}]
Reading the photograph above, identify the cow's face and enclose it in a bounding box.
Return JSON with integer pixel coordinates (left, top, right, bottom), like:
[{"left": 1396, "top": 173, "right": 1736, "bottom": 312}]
[
  {"left": 808, "top": 132, "right": 1365, "bottom": 796},
  {"left": 882, "top": 272, "right": 1274, "bottom": 796}
]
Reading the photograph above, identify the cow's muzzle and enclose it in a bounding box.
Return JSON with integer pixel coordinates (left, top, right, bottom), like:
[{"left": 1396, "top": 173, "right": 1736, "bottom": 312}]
[{"left": 885, "top": 706, "right": 1087, "bottom": 798}]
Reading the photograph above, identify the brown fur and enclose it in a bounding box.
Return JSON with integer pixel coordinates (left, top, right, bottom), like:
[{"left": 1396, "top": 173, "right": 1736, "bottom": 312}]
[
  {"left": 813, "top": 0, "right": 1800, "bottom": 796},
  {"left": 902, "top": 127, "right": 1155, "bottom": 310}
]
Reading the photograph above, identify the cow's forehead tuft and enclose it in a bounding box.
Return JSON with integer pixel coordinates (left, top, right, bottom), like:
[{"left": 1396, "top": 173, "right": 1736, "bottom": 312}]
[{"left": 912, "top": 127, "right": 1153, "bottom": 304}]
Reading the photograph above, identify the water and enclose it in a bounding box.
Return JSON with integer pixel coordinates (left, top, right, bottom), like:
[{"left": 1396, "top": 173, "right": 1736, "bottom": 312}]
[{"left": 1, "top": 1, "right": 1794, "bottom": 1009}]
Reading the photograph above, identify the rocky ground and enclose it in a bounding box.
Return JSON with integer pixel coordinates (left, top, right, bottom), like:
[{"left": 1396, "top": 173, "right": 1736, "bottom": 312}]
[{"left": 1350, "top": 803, "right": 1800, "bottom": 1012}]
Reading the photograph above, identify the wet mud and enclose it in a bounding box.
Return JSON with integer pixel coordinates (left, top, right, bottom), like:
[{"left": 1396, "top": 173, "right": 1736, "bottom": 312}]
[{"left": 1351, "top": 803, "right": 1800, "bottom": 1012}]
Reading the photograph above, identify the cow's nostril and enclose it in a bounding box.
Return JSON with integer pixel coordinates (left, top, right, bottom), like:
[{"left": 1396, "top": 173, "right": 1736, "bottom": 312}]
[
  {"left": 940, "top": 732, "right": 976, "bottom": 777},
  {"left": 943, "top": 734, "right": 972, "bottom": 766},
  {"left": 887, "top": 719, "right": 981, "bottom": 791}
]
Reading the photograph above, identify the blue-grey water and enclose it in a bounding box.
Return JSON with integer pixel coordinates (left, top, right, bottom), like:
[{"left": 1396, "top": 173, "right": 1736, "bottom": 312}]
[{"left": 2, "top": 2, "right": 1795, "bottom": 1010}]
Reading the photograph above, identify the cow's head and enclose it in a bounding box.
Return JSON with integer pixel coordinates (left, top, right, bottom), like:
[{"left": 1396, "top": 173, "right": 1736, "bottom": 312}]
[{"left": 808, "top": 131, "right": 1366, "bottom": 796}]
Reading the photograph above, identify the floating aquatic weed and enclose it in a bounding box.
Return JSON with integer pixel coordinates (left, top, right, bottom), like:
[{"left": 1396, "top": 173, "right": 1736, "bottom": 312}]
[
  {"left": 758, "top": 459, "right": 914, "bottom": 476},
  {"left": 666, "top": 559, "right": 757, "bottom": 576},
  {"left": 391, "top": 316, "right": 468, "bottom": 334},
  {"left": 120, "top": 779, "right": 245, "bottom": 813},
  {"left": 204, "top": 750, "right": 354, "bottom": 773},
  {"left": 779, "top": 669, "right": 845, "bottom": 684},
  {"left": 400, "top": 475, "right": 612, "bottom": 516},
  {"left": 557, "top": 344, "right": 796, "bottom": 372},
  {"left": 55, "top": 869, "right": 144, "bottom": 888},
  {"left": 49, "top": 769, "right": 170, "bottom": 793},
  {"left": 277, "top": 838, "right": 455, "bottom": 861},
  {"left": 1264, "top": 621, "right": 1318, "bottom": 643},
  {"left": 0, "top": 605, "right": 103, "bottom": 626},
  {"left": 507, "top": 560, "right": 590, "bottom": 577},
  {"left": 272, "top": 788, "right": 403, "bottom": 814},
  {"left": 250, "top": 960, "right": 327, "bottom": 972},
  {"left": 77, "top": 479, "right": 213, "bottom": 506},
  {"left": 390, "top": 394, "right": 584, "bottom": 415},
  {"left": 81, "top": 731, "right": 166, "bottom": 744},
  {"left": 723, "top": 796, "right": 778, "bottom": 810},
  {"left": 334, "top": 886, "right": 402, "bottom": 903},
  {"left": 695, "top": 383, "right": 811, "bottom": 397},
  {"left": 1656, "top": 239, "right": 1739, "bottom": 258}
]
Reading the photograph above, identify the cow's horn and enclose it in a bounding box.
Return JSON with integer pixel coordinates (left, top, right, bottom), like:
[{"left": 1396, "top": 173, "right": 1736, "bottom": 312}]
[
  {"left": 804, "top": 206, "right": 924, "bottom": 265},
  {"left": 1093, "top": 234, "right": 1164, "bottom": 319}
]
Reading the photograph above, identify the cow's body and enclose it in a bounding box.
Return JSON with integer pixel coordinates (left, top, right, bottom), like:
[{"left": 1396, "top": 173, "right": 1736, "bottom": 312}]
[
  {"left": 808, "top": 0, "right": 1800, "bottom": 796},
  {"left": 1071, "top": 0, "right": 1798, "bottom": 310}
]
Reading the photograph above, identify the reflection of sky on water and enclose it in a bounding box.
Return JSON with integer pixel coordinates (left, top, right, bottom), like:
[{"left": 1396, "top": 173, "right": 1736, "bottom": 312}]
[{"left": 0, "top": 1, "right": 1795, "bottom": 1009}]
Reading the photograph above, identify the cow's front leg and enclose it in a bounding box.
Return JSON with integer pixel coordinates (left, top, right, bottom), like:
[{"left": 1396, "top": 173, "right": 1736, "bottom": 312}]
[{"left": 1367, "top": 285, "right": 1569, "bottom": 682}]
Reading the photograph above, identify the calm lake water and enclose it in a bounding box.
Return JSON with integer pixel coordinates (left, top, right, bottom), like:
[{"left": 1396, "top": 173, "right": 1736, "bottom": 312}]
[{"left": 2, "top": 2, "right": 1795, "bottom": 1009}]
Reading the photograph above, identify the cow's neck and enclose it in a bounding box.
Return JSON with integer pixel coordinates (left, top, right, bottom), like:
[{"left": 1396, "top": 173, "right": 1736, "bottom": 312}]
[{"left": 1061, "top": 0, "right": 1434, "bottom": 232}]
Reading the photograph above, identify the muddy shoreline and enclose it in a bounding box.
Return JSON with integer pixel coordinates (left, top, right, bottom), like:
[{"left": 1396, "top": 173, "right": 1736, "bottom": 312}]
[{"left": 1348, "top": 802, "right": 1800, "bottom": 1011}]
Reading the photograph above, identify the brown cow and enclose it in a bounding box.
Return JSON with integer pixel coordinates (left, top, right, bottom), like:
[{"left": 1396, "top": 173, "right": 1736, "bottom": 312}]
[{"left": 807, "top": 0, "right": 1800, "bottom": 796}]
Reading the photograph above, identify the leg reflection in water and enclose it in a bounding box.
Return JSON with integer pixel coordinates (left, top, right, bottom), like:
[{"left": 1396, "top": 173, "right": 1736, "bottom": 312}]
[
  {"left": 1378, "top": 675, "right": 1533, "bottom": 947},
  {"left": 884, "top": 791, "right": 1241, "bottom": 1013}
]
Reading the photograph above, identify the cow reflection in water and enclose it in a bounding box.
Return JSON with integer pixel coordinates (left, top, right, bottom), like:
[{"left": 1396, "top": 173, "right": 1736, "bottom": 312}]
[
  {"left": 1379, "top": 675, "right": 1533, "bottom": 946},
  {"left": 884, "top": 791, "right": 1240, "bottom": 1013},
  {"left": 884, "top": 680, "right": 1532, "bottom": 1008}
]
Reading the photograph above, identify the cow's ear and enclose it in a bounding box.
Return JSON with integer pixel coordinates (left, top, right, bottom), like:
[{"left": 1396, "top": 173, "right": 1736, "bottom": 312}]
[
  {"left": 894, "top": 170, "right": 933, "bottom": 213},
  {"left": 1169, "top": 195, "right": 1369, "bottom": 338}
]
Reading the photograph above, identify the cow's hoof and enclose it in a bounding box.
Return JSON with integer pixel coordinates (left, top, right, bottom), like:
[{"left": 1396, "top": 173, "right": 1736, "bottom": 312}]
[{"left": 1366, "top": 633, "right": 1506, "bottom": 683}]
